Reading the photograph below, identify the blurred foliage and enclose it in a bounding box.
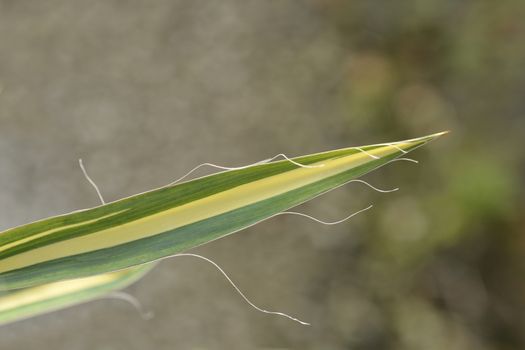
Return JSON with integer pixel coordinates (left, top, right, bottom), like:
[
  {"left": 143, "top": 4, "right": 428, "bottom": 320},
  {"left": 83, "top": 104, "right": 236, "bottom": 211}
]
[{"left": 312, "top": 0, "right": 525, "bottom": 348}]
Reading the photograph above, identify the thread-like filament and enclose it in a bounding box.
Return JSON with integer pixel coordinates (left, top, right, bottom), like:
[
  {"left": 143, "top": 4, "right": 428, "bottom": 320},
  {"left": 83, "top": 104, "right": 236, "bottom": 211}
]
[
  {"left": 276, "top": 204, "right": 373, "bottom": 225},
  {"left": 158, "top": 253, "right": 311, "bottom": 325},
  {"left": 101, "top": 291, "right": 154, "bottom": 320},
  {"left": 79, "top": 159, "right": 106, "bottom": 205},
  {"left": 167, "top": 153, "right": 325, "bottom": 186}
]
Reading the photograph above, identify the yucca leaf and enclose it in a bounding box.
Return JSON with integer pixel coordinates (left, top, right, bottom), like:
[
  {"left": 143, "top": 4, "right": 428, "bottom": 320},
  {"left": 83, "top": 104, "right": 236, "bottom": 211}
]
[
  {"left": 0, "top": 264, "right": 153, "bottom": 326},
  {"left": 0, "top": 132, "right": 446, "bottom": 291}
]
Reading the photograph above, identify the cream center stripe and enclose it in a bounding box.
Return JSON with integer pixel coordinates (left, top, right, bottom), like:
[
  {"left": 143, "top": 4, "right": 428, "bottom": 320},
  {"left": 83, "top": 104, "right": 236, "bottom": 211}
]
[
  {"left": 0, "top": 144, "right": 406, "bottom": 274},
  {"left": 0, "top": 271, "right": 123, "bottom": 312},
  {"left": 0, "top": 210, "right": 129, "bottom": 254}
]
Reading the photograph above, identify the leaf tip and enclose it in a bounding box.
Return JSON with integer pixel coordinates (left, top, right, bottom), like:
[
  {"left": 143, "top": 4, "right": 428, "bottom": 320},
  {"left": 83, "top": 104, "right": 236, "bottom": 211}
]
[
  {"left": 433, "top": 130, "right": 451, "bottom": 137},
  {"left": 418, "top": 130, "right": 450, "bottom": 143}
]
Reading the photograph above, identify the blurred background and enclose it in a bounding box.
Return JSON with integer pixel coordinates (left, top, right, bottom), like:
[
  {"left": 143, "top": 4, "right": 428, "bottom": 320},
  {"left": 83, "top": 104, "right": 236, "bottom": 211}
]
[{"left": 0, "top": 0, "right": 524, "bottom": 349}]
